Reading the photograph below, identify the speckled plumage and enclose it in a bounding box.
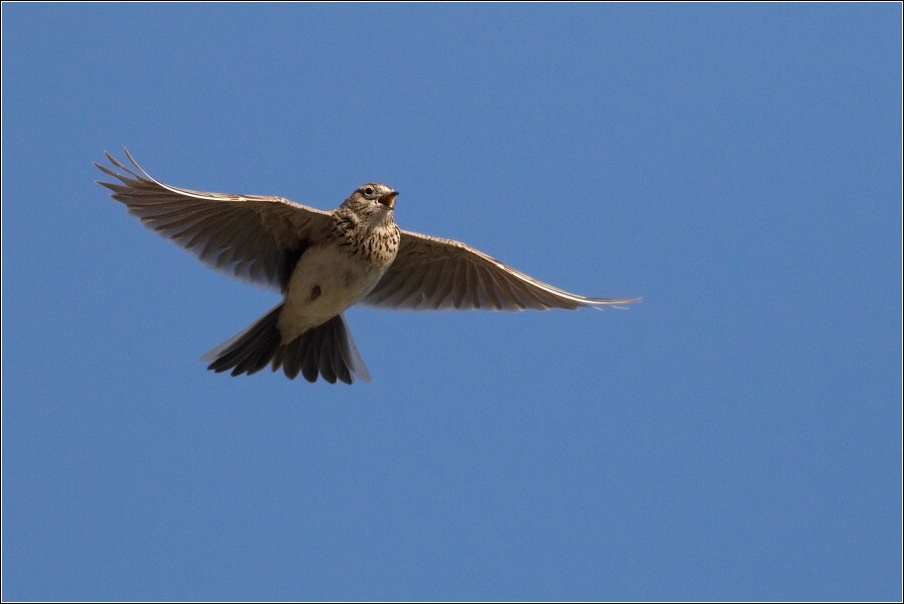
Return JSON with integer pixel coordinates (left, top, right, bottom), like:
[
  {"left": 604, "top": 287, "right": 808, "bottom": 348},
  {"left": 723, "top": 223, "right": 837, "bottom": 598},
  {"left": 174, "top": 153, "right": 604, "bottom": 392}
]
[{"left": 96, "top": 150, "right": 638, "bottom": 385}]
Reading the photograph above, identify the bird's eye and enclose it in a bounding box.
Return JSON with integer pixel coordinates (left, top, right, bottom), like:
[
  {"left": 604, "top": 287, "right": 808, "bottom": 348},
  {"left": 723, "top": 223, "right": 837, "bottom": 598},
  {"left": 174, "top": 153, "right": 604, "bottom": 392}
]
[{"left": 364, "top": 187, "right": 375, "bottom": 197}]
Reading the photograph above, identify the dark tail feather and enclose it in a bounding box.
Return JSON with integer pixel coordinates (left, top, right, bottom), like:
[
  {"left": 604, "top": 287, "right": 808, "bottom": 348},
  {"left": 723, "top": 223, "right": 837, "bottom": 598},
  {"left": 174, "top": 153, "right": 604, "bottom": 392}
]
[
  {"left": 203, "top": 307, "right": 371, "bottom": 385},
  {"left": 203, "top": 303, "right": 284, "bottom": 376},
  {"left": 276, "top": 313, "right": 371, "bottom": 385}
]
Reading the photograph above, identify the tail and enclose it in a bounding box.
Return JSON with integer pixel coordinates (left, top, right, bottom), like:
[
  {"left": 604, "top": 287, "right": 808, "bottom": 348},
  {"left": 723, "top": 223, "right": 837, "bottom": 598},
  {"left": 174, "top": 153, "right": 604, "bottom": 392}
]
[{"left": 203, "top": 305, "right": 371, "bottom": 384}]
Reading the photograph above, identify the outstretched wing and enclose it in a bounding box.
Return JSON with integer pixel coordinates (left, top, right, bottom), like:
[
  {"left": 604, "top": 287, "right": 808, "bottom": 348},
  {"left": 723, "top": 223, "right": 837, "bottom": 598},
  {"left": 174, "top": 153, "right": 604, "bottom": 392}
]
[
  {"left": 363, "top": 230, "right": 640, "bottom": 311},
  {"left": 95, "top": 150, "right": 333, "bottom": 293}
]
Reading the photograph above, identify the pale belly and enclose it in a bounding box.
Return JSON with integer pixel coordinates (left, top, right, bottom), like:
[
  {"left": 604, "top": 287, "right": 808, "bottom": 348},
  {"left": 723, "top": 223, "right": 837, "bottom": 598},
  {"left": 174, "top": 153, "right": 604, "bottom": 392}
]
[{"left": 277, "top": 244, "right": 386, "bottom": 342}]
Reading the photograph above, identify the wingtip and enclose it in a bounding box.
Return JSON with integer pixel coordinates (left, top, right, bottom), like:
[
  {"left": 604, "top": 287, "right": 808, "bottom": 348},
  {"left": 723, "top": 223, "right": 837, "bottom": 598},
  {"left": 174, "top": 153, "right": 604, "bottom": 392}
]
[
  {"left": 611, "top": 296, "right": 641, "bottom": 310},
  {"left": 586, "top": 296, "right": 641, "bottom": 310}
]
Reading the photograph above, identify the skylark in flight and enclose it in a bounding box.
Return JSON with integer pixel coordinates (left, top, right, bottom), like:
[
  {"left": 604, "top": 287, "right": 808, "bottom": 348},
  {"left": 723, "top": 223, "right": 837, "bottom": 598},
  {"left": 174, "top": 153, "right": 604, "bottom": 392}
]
[{"left": 96, "top": 150, "right": 638, "bottom": 384}]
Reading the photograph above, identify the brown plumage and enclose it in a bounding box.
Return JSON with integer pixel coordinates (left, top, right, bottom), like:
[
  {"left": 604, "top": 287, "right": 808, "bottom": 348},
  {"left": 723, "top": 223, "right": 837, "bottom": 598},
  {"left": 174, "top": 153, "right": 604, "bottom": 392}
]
[{"left": 96, "top": 150, "right": 639, "bottom": 384}]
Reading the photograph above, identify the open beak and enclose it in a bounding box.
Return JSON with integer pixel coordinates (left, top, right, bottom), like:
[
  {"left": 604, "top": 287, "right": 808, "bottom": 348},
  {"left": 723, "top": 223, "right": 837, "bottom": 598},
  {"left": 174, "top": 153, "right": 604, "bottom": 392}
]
[{"left": 378, "top": 191, "right": 399, "bottom": 209}]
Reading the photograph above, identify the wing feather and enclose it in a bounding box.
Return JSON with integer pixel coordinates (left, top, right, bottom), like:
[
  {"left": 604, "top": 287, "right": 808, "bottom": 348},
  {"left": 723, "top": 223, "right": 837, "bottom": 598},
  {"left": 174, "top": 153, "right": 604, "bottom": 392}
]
[
  {"left": 96, "top": 149, "right": 332, "bottom": 292},
  {"left": 363, "top": 231, "right": 639, "bottom": 311},
  {"left": 428, "top": 259, "right": 456, "bottom": 309},
  {"left": 468, "top": 262, "right": 488, "bottom": 309}
]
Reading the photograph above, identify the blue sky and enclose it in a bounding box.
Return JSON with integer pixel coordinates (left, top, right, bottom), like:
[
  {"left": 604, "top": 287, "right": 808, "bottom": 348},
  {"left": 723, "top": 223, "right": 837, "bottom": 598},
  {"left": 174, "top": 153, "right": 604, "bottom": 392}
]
[{"left": 3, "top": 4, "right": 901, "bottom": 601}]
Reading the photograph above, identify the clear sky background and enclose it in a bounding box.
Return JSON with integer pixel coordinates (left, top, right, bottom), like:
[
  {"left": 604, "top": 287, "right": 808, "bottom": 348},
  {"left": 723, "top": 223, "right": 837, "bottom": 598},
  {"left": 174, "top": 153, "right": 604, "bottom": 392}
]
[{"left": 3, "top": 4, "right": 901, "bottom": 601}]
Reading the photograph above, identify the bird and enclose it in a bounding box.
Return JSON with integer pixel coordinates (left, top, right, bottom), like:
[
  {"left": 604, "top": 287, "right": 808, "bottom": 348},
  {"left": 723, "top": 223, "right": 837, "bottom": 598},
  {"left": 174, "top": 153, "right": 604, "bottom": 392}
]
[{"left": 96, "top": 150, "right": 639, "bottom": 385}]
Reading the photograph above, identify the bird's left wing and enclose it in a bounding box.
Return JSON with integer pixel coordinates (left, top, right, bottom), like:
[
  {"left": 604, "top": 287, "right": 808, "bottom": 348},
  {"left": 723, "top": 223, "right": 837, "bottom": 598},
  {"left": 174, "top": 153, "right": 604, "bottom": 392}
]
[
  {"left": 96, "top": 150, "right": 333, "bottom": 293},
  {"left": 362, "top": 230, "right": 639, "bottom": 311}
]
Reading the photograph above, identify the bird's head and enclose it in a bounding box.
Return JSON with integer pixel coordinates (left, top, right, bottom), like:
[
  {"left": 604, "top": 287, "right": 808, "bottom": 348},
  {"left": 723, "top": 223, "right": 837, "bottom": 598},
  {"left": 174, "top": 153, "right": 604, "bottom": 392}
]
[{"left": 340, "top": 182, "right": 398, "bottom": 225}]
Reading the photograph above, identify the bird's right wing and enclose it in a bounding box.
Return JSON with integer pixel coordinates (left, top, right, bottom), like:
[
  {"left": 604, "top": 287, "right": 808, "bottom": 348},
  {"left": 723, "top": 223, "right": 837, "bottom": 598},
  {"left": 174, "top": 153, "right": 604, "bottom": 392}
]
[
  {"left": 96, "top": 150, "right": 333, "bottom": 293},
  {"left": 363, "top": 230, "right": 640, "bottom": 311}
]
